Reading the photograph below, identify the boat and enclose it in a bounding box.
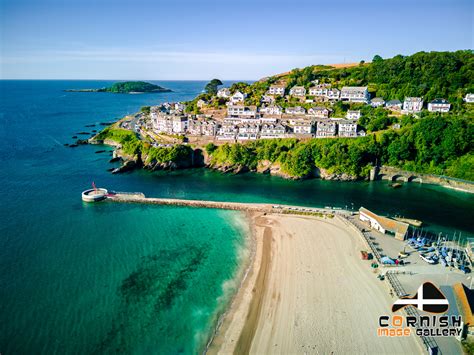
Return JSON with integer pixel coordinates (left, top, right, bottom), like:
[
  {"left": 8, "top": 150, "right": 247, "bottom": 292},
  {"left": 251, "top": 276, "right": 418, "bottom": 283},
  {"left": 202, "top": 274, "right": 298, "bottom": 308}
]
[
  {"left": 420, "top": 254, "right": 436, "bottom": 264},
  {"left": 391, "top": 182, "right": 402, "bottom": 188}
]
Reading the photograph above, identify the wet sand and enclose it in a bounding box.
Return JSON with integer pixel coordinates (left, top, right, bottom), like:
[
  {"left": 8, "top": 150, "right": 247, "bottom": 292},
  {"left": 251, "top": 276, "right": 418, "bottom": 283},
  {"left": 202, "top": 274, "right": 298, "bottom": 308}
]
[{"left": 209, "top": 213, "right": 422, "bottom": 354}]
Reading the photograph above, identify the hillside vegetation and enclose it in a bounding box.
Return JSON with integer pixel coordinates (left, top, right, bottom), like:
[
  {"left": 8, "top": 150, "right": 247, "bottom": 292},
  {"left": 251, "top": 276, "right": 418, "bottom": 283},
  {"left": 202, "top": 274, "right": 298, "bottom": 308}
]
[
  {"left": 206, "top": 115, "right": 472, "bottom": 180},
  {"left": 100, "top": 81, "right": 171, "bottom": 93}
]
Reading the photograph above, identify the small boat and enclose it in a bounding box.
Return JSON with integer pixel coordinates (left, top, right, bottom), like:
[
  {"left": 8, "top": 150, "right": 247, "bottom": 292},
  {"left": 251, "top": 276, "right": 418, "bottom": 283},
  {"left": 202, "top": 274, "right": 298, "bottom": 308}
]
[
  {"left": 391, "top": 183, "right": 402, "bottom": 188},
  {"left": 420, "top": 254, "right": 436, "bottom": 264}
]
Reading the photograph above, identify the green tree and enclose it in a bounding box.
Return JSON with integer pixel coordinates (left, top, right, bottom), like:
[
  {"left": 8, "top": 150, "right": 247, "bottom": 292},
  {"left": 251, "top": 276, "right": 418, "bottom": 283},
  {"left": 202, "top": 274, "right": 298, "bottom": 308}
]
[{"left": 204, "top": 79, "right": 223, "bottom": 95}]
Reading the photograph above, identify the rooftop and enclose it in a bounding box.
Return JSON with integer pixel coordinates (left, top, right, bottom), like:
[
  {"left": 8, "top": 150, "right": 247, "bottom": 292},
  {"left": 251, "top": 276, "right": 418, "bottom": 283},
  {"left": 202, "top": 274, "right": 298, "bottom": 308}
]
[{"left": 359, "top": 207, "right": 409, "bottom": 236}]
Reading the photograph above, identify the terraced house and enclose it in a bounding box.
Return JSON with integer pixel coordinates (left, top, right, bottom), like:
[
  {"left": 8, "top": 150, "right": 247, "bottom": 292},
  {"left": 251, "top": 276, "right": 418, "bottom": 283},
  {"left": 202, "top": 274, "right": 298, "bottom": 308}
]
[
  {"left": 340, "top": 86, "right": 369, "bottom": 103},
  {"left": 289, "top": 86, "right": 306, "bottom": 97},
  {"left": 316, "top": 121, "right": 336, "bottom": 138},
  {"left": 267, "top": 84, "right": 286, "bottom": 96}
]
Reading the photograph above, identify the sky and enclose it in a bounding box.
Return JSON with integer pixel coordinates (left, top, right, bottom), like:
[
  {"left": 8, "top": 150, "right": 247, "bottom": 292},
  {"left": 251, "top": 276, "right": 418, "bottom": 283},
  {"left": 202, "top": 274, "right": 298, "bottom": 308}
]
[{"left": 0, "top": 0, "right": 472, "bottom": 80}]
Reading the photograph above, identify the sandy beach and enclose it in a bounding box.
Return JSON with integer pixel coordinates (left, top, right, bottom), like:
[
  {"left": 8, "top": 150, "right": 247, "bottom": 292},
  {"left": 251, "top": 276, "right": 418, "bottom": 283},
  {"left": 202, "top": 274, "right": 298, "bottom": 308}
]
[{"left": 209, "top": 213, "right": 422, "bottom": 354}]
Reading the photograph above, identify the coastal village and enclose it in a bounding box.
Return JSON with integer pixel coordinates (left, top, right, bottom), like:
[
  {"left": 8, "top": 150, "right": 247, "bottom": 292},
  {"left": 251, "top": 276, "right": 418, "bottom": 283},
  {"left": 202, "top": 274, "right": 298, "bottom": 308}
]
[{"left": 126, "top": 81, "right": 473, "bottom": 144}]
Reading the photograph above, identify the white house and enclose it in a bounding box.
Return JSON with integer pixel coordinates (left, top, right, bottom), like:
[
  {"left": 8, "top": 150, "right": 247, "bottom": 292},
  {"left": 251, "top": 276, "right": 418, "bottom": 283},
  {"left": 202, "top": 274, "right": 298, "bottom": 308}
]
[
  {"left": 217, "top": 123, "right": 238, "bottom": 140},
  {"left": 230, "top": 91, "right": 247, "bottom": 104},
  {"left": 428, "top": 99, "right": 451, "bottom": 113},
  {"left": 227, "top": 105, "right": 257, "bottom": 118},
  {"left": 152, "top": 114, "right": 188, "bottom": 134},
  {"left": 359, "top": 207, "right": 409, "bottom": 240},
  {"left": 405, "top": 97, "right": 423, "bottom": 111},
  {"left": 217, "top": 88, "right": 231, "bottom": 98},
  {"left": 292, "top": 121, "right": 314, "bottom": 135},
  {"left": 315, "top": 121, "right": 336, "bottom": 138},
  {"left": 187, "top": 119, "right": 202, "bottom": 135},
  {"left": 371, "top": 97, "right": 385, "bottom": 107},
  {"left": 340, "top": 86, "right": 369, "bottom": 103},
  {"left": 346, "top": 110, "right": 361, "bottom": 120},
  {"left": 308, "top": 106, "right": 330, "bottom": 118},
  {"left": 385, "top": 99, "right": 403, "bottom": 110},
  {"left": 261, "top": 95, "right": 275, "bottom": 104},
  {"left": 197, "top": 99, "right": 207, "bottom": 108},
  {"left": 326, "top": 88, "right": 341, "bottom": 101},
  {"left": 464, "top": 93, "right": 474, "bottom": 103},
  {"left": 202, "top": 121, "right": 218, "bottom": 136},
  {"left": 267, "top": 84, "right": 286, "bottom": 96},
  {"left": 260, "top": 123, "right": 286, "bottom": 138},
  {"left": 403, "top": 97, "right": 423, "bottom": 112},
  {"left": 237, "top": 124, "right": 260, "bottom": 140},
  {"left": 337, "top": 120, "right": 358, "bottom": 137},
  {"left": 289, "top": 86, "right": 306, "bottom": 97},
  {"left": 309, "top": 86, "right": 328, "bottom": 97},
  {"left": 260, "top": 105, "right": 283, "bottom": 116},
  {"left": 285, "top": 106, "right": 306, "bottom": 115}
]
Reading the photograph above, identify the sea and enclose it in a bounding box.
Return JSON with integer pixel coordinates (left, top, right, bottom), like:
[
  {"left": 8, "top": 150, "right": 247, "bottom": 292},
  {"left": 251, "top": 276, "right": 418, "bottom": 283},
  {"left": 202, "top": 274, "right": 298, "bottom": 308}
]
[{"left": 0, "top": 80, "right": 473, "bottom": 354}]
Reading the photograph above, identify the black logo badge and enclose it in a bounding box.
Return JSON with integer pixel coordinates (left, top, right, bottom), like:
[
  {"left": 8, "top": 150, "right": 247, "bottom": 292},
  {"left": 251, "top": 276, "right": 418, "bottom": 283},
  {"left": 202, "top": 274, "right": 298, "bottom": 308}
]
[{"left": 392, "top": 282, "right": 449, "bottom": 314}]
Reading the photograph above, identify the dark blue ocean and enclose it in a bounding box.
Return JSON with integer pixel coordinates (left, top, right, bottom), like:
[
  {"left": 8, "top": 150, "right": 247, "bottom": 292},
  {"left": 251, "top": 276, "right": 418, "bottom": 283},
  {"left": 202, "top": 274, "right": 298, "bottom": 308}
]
[{"left": 0, "top": 80, "right": 473, "bottom": 354}]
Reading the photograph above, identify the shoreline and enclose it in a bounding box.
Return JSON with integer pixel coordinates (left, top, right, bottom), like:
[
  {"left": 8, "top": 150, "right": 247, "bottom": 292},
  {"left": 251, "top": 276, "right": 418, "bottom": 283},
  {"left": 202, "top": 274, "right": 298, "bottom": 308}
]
[
  {"left": 203, "top": 210, "right": 259, "bottom": 354},
  {"left": 94, "top": 137, "right": 474, "bottom": 193},
  {"left": 209, "top": 213, "right": 422, "bottom": 354}
]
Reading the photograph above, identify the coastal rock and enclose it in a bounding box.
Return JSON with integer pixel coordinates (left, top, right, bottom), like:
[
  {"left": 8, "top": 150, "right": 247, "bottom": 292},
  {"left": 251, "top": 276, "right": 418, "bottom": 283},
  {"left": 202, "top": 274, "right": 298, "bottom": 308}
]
[
  {"left": 257, "top": 160, "right": 272, "bottom": 174},
  {"left": 112, "top": 160, "right": 137, "bottom": 174},
  {"left": 316, "top": 167, "right": 357, "bottom": 181},
  {"left": 76, "top": 139, "right": 88, "bottom": 145},
  {"left": 109, "top": 156, "right": 121, "bottom": 163}
]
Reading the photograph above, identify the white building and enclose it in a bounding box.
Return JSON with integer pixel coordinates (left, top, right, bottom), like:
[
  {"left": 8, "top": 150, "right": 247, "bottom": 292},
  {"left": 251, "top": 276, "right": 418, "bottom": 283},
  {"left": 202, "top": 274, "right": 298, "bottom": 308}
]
[
  {"left": 285, "top": 106, "right": 306, "bottom": 115},
  {"left": 217, "top": 123, "right": 238, "bottom": 140},
  {"left": 260, "top": 105, "right": 283, "bottom": 116},
  {"left": 346, "top": 110, "right": 361, "bottom": 120},
  {"left": 261, "top": 95, "right": 275, "bottom": 104},
  {"left": 197, "top": 99, "right": 207, "bottom": 108},
  {"left": 289, "top": 86, "right": 307, "bottom": 97},
  {"left": 202, "top": 121, "right": 218, "bottom": 136},
  {"left": 260, "top": 123, "right": 286, "bottom": 138},
  {"left": 337, "top": 120, "right": 358, "bottom": 137},
  {"left": 309, "top": 86, "right": 328, "bottom": 97},
  {"left": 371, "top": 97, "right": 385, "bottom": 107},
  {"left": 315, "top": 121, "right": 336, "bottom": 138},
  {"left": 292, "top": 121, "right": 314, "bottom": 135},
  {"left": 464, "top": 93, "right": 474, "bottom": 103},
  {"left": 340, "top": 86, "right": 369, "bottom": 103},
  {"left": 403, "top": 97, "right": 423, "bottom": 112},
  {"left": 428, "top": 99, "right": 451, "bottom": 113},
  {"left": 217, "top": 88, "right": 231, "bottom": 98},
  {"left": 267, "top": 85, "right": 286, "bottom": 96},
  {"left": 326, "top": 88, "right": 341, "bottom": 101},
  {"left": 152, "top": 114, "right": 188, "bottom": 134},
  {"left": 385, "top": 99, "right": 403, "bottom": 110},
  {"left": 237, "top": 124, "right": 260, "bottom": 140},
  {"left": 308, "top": 106, "right": 330, "bottom": 118},
  {"left": 230, "top": 91, "right": 247, "bottom": 104},
  {"left": 187, "top": 119, "right": 202, "bottom": 135},
  {"left": 227, "top": 105, "right": 257, "bottom": 118}
]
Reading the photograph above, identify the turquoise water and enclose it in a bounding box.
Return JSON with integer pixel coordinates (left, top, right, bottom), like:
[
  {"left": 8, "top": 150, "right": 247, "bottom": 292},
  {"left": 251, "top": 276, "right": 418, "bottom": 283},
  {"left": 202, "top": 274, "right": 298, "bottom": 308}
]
[
  {"left": 0, "top": 80, "right": 473, "bottom": 354},
  {"left": 0, "top": 81, "right": 249, "bottom": 354}
]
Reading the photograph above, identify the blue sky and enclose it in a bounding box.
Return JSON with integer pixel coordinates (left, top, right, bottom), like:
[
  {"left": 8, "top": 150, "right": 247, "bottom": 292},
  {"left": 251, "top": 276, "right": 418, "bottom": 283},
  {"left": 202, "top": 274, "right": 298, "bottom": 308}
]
[{"left": 1, "top": 0, "right": 472, "bottom": 79}]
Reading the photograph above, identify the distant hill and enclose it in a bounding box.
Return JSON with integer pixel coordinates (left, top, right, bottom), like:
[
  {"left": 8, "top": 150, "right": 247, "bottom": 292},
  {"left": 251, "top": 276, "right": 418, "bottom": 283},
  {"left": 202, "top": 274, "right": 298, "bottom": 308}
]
[
  {"left": 100, "top": 81, "right": 172, "bottom": 93},
  {"left": 65, "top": 81, "right": 171, "bottom": 93}
]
